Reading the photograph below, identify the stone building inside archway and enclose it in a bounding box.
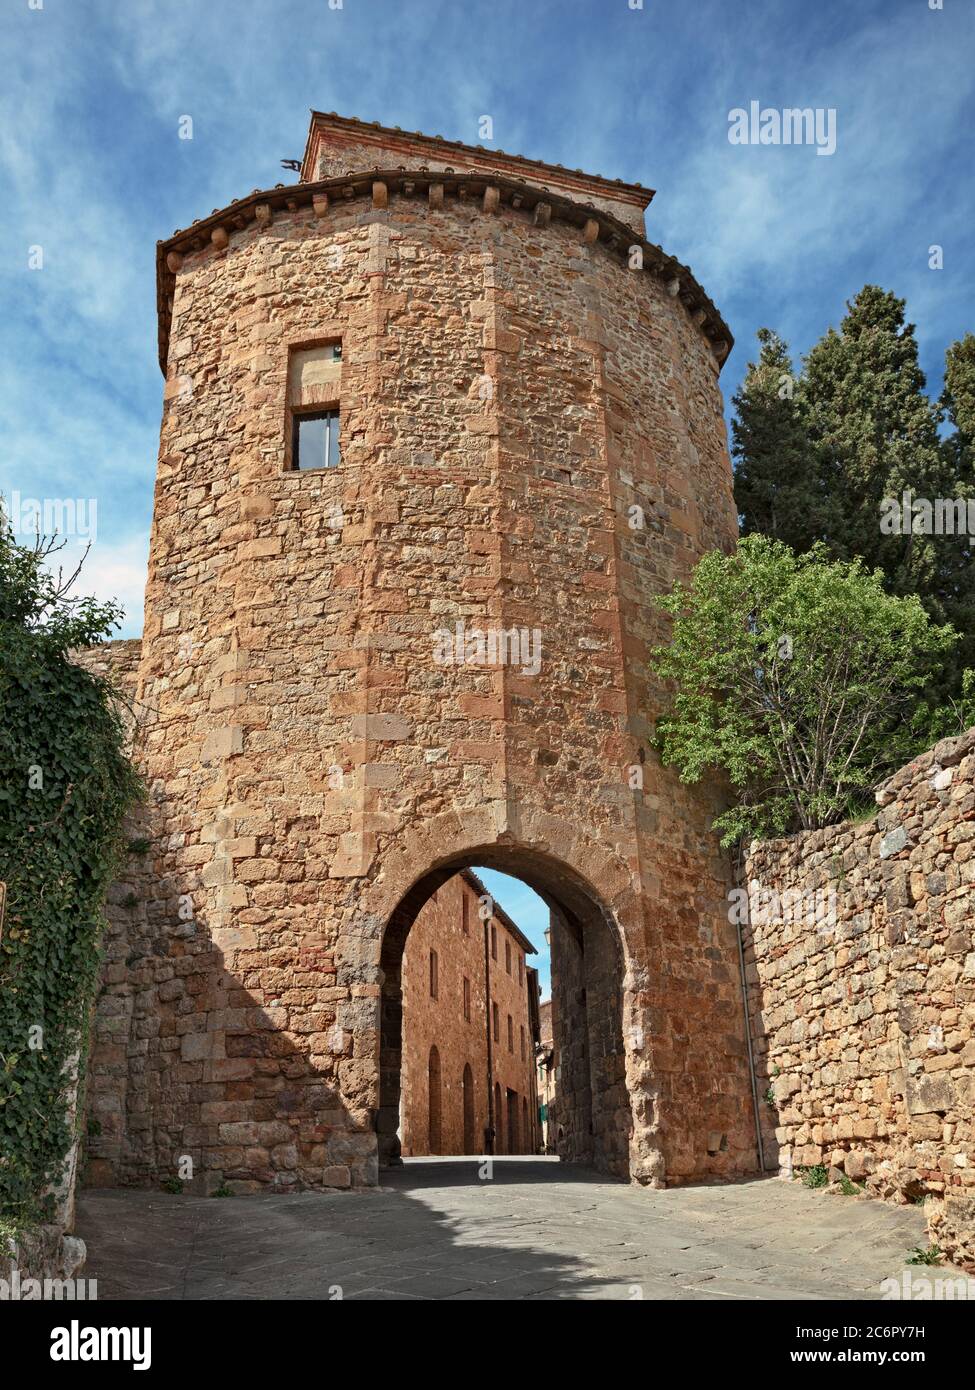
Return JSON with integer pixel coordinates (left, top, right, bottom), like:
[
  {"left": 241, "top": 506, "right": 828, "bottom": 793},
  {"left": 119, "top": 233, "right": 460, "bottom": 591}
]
[
  {"left": 397, "top": 869, "right": 542, "bottom": 1159},
  {"left": 376, "top": 846, "right": 639, "bottom": 1181}
]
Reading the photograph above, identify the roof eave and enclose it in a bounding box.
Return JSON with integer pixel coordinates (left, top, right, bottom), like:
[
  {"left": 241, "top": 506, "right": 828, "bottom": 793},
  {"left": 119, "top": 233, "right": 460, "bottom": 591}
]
[{"left": 154, "top": 167, "right": 733, "bottom": 375}]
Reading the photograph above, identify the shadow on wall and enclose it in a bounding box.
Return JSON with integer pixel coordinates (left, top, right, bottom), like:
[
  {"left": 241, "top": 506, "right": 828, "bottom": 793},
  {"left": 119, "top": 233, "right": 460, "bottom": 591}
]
[
  {"left": 83, "top": 829, "right": 634, "bottom": 1193},
  {"left": 84, "top": 857, "right": 376, "bottom": 1194},
  {"left": 747, "top": 989, "right": 782, "bottom": 1177}
]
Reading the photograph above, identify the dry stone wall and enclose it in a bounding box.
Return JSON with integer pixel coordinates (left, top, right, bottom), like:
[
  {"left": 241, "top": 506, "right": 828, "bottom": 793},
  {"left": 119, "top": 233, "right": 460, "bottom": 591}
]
[{"left": 743, "top": 727, "right": 975, "bottom": 1267}]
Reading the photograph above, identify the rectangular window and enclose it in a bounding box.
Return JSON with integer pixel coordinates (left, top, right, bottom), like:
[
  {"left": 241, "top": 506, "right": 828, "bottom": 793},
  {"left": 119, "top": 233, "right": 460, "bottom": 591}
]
[
  {"left": 462, "top": 895, "right": 469, "bottom": 936},
  {"left": 492, "top": 1002, "right": 499, "bottom": 1042},
  {"left": 518, "top": 955, "right": 523, "bottom": 986},
  {"left": 507, "top": 1014, "right": 513, "bottom": 1052},
  {"left": 520, "top": 1025, "right": 526, "bottom": 1061},
  {"left": 463, "top": 976, "right": 471, "bottom": 1022},
  {"left": 491, "top": 925, "right": 497, "bottom": 961},
  {"left": 505, "top": 941, "right": 511, "bottom": 975},
  {"left": 292, "top": 409, "right": 340, "bottom": 470},
  {"left": 429, "top": 949, "right": 438, "bottom": 1000}
]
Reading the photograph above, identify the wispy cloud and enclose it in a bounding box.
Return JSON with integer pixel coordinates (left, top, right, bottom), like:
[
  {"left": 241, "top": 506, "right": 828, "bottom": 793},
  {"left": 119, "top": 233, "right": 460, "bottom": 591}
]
[
  {"left": 1, "top": 0, "right": 972, "bottom": 643},
  {"left": 52, "top": 531, "right": 150, "bottom": 638},
  {"left": 644, "top": 2, "right": 975, "bottom": 380}
]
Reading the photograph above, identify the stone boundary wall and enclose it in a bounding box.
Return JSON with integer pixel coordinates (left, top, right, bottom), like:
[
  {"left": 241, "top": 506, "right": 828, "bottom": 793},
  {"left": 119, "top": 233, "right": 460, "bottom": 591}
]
[
  {"left": 71, "top": 636, "right": 143, "bottom": 726},
  {"left": 742, "top": 727, "right": 975, "bottom": 1269},
  {"left": 69, "top": 640, "right": 150, "bottom": 1190},
  {"left": 0, "top": 1225, "right": 88, "bottom": 1298}
]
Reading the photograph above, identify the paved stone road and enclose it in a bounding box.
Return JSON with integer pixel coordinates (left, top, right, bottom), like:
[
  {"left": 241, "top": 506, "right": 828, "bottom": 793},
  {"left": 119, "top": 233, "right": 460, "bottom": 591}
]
[{"left": 76, "top": 1157, "right": 938, "bottom": 1301}]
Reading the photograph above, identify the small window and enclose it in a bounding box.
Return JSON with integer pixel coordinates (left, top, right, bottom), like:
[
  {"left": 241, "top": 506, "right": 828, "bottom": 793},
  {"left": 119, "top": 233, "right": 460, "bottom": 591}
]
[
  {"left": 507, "top": 1014, "right": 513, "bottom": 1052},
  {"left": 491, "top": 925, "right": 497, "bottom": 961},
  {"left": 505, "top": 941, "right": 511, "bottom": 975},
  {"left": 518, "top": 955, "right": 524, "bottom": 986},
  {"left": 520, "top": 1025, "right": 526, "bottom": 1061},
  {"left": 292, "top": 409, "right": 340, "bottom": 470},
  {"left": 462, "top": 895, "right": 469, "bottom": 936},
  {"left": 492, "top": 1002, "right": 499, "bottom": 1042},
  {"left": 463, "top": 976, "right": 471, "bottom": 1022},
  {"left": 429, "top": 949, "right": 438, "bottom": 1000}
]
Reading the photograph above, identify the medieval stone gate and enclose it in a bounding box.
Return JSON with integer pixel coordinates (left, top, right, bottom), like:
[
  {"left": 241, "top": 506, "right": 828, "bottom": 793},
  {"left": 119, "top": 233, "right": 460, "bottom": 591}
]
[{"left": 82, "top": 113, "right": 757, "bottom": 1194}]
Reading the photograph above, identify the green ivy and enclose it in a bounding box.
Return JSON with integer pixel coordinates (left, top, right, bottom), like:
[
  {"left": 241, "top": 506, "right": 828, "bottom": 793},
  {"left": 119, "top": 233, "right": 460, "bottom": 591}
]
[{"left": 0, "top": 524, "right": 140, "bottom": 1230}]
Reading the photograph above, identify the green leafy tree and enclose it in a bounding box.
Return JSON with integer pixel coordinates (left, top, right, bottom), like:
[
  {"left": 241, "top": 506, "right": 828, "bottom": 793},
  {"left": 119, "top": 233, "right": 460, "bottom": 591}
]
[
  {"left": 651, "top": 535, "right": 957, "bottom": 846},
  {"left": 734, "top": 289, "right": 975, "bottom": 708},
  {"left": 0, "top": 524, "right": 139, "bottom": 1230},
  {"left": 905, "top": 334, "right": 975, "bottom": 716}
]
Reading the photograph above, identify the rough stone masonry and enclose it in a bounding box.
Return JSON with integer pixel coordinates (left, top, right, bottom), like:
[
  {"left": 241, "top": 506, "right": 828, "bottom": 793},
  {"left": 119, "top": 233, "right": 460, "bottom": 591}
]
[
  {"left": 78, "top": 112, "right": 758, "bottom": 1195},
  {"left": 743, "top": 727, "right": 975, "bottom": 1268}
]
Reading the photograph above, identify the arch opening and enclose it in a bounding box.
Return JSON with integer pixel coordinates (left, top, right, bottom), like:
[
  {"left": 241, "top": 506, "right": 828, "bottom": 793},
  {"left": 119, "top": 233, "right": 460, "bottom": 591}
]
[
  {"left": 378, "top": 846, "right": 634, "bottom": 1180},
  {"left": 462, "top": 1063, "right": 476, "bottom": 1155},
  {"left": 427, "top": 1046, "right": 442, "bottom": 1152}
]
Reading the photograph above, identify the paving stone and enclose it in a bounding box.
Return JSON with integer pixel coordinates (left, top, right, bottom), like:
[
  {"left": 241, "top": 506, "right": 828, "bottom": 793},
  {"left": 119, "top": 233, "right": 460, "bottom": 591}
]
[{"left": 76, "top": 1158, "right": 957, "bottom": 1302}]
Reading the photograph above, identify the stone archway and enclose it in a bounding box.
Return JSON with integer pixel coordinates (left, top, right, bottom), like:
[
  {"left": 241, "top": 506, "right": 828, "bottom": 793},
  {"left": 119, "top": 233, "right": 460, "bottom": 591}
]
[{"left": 373, "top": 834, "right": 637, "bottom": 1181}]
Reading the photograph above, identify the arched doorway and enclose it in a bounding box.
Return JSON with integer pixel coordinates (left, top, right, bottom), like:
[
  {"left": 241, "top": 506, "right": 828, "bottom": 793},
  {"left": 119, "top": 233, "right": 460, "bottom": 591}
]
[
  {"left": 462, "top": 1064, "right": 476, "bottom": 1154},
  {"left": 427, "top": 1045, "right": 442, "bottom": 1153},
  {"left": 377, "top": 845, "right": 633, "bottom": 1180},
  {"left": 506, "top": 1089, "right": 518, "bottom": 1155}
]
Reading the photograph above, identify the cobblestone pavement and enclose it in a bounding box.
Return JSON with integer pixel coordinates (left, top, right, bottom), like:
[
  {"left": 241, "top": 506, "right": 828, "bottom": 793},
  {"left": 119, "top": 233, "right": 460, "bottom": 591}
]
[{"left": 76, "top": 1157, "right": 939, "bottom": 1301}]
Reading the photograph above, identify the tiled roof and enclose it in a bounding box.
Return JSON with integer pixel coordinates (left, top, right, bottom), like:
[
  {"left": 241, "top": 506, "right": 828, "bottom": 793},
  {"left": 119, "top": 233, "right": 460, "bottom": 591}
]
[{"left": 301, "top": 110, "right": 654, "bottom": 207}]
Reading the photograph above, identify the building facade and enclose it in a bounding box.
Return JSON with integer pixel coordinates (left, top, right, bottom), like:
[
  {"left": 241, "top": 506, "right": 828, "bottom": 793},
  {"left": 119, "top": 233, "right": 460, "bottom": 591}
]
[
  {"left": 79, "top": 111, "right": 758, "bottom": 1195},
  {"left": 536, "top": 998, "right": 556, "bottom": 1153},
  {"left": 399, "top": 869, "right": 539, "bottom": 1156}
]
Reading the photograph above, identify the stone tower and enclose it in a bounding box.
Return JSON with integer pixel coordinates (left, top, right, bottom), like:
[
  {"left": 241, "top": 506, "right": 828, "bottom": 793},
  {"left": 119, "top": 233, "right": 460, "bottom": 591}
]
[{"left": 88, "top": 113, "right": 757, "bottom": 1192}]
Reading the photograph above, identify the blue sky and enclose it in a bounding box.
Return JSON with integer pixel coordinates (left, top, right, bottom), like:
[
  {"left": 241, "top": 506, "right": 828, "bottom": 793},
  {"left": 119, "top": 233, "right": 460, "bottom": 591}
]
[
  {"left": 2, "top": 0, "right": 971, "bottom": 628},
  {"left": 1, "top": 1, "right": 971, "bottom": 972},
  {"left": 475, "top": 868, "right": 551, "bottom": 997}
]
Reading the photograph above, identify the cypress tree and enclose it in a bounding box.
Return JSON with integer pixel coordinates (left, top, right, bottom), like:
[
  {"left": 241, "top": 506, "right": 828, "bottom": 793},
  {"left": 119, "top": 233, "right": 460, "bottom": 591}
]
[
  {"left": 733, "top": 289, "right": 975, "bottom": 712},
  {"left": 731, "top": 329, "right": 825, "bottom": 548}
]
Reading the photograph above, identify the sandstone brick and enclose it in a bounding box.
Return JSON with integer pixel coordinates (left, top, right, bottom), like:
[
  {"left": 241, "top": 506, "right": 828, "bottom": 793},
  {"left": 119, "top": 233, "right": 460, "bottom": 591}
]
[{"left": 322, "top": 1165, "right": 351, "bottom": 1188}]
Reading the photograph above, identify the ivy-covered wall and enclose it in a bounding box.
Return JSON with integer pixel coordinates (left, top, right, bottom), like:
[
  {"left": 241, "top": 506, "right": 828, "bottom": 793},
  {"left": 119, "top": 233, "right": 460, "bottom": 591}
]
[{"left": 0, "top": 614, "right": 138, "bottom": 1235}]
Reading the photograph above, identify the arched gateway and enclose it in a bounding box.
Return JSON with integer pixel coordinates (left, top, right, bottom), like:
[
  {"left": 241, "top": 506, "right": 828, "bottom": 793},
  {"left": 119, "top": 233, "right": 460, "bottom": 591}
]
[
  {"left": 82, "top": 112, "right": 757, "bottom": 1196},
  {"left": 377, "top": 840, "right": 633, "bottom": 1177}
]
